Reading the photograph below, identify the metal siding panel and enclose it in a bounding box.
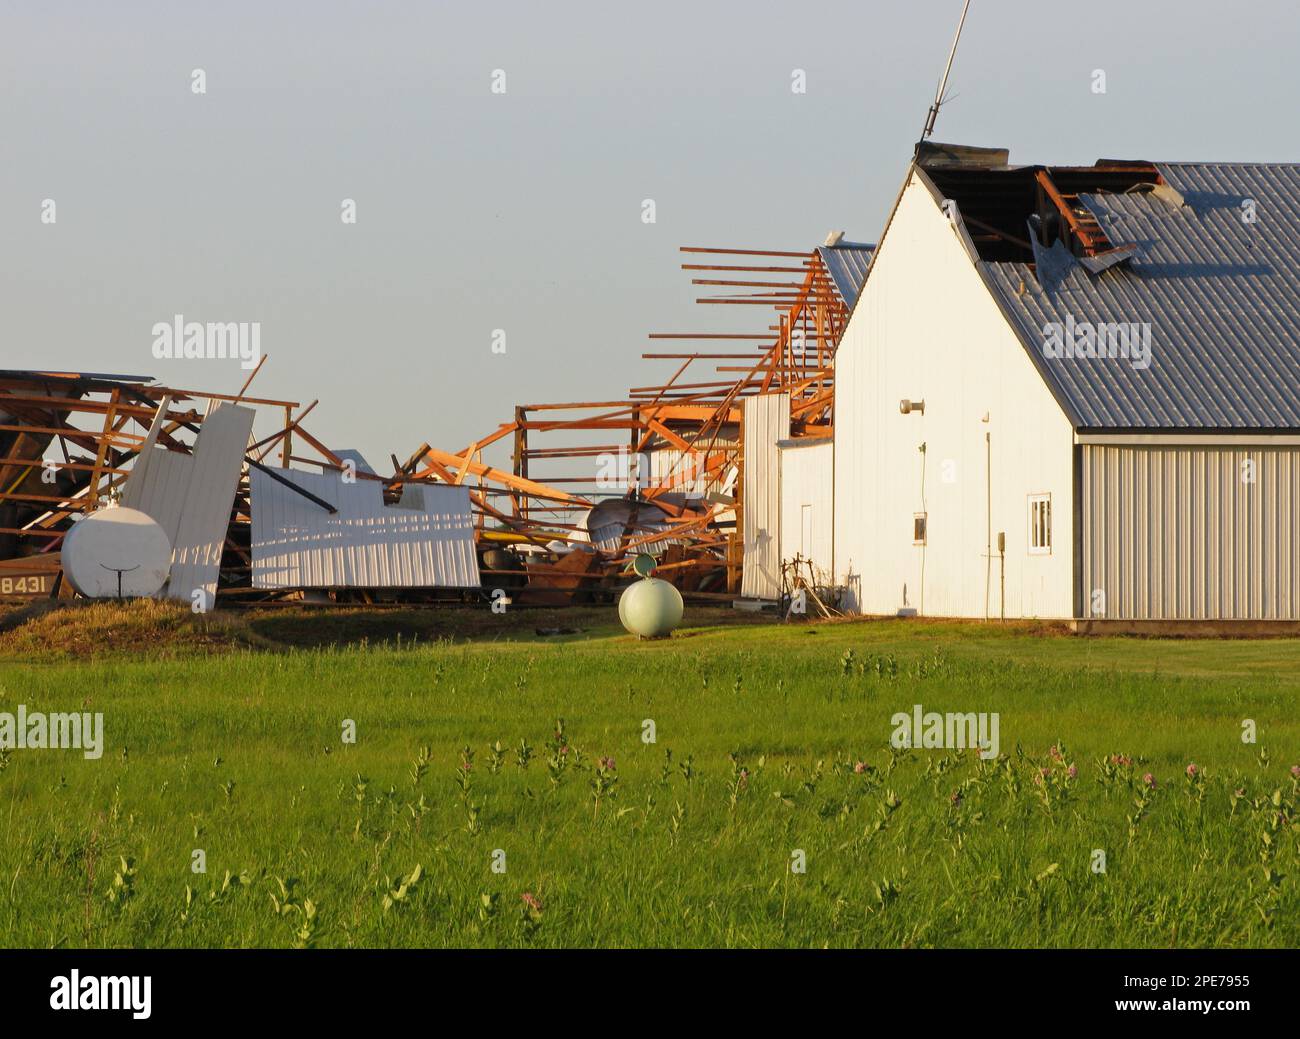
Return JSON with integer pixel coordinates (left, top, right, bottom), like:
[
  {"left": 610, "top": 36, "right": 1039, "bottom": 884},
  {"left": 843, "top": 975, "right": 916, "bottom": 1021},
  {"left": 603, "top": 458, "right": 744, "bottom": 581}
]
[
  {"left": 121, "top": 403, "right": 255, "bottom": 604},
  {"left": 1083, "top": 443, "right": 1300, "bottom": 619},
  {"left": 168, "top": 404, "right": 254, "bottom": 603},
  {"left": 249, "top": 470, "right": 479, "bottom": 588},
  {"left": 1082, "top": 447, "right": 1095, "bottom": 615},
  {"left": 121, "top": 449, "right": 189, "bottom": 545},
  {"left": 741, "top": 393, "right": 790, "bottom": 599},
  {"left": 648, "top": 437, "right": 736, "bottom": 497},
  {"left": 777, "top": 441, "right": 833, "bottom": 581}
]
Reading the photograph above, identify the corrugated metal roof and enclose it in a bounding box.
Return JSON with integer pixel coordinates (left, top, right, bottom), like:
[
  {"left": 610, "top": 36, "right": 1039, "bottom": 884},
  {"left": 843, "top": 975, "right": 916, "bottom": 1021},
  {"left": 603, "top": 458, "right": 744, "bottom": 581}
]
[
  {"left": 983, "top": 163, "right": 1300, "bottom": 430},
  {"left": 817, "top": 243, "right": 874, "bottom": 307},
  {"left": 249, "top": 469, "right": 480, "bottom": 589},
  {"left": 582, "top": 498, "right": 672, "bottom": 554}
]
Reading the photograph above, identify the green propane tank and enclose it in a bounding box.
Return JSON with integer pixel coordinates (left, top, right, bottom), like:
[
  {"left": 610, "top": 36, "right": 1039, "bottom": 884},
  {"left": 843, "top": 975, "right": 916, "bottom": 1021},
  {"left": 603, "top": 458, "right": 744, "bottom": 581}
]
[{"left": 618, "top": 554, "right": 684, "bottom": 639}]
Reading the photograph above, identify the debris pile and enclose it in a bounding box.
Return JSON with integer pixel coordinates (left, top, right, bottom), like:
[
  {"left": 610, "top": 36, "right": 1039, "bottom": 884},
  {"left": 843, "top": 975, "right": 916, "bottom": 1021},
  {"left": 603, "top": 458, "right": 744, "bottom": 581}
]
[{"left": 0, "top": 238, "right": 870, "bottom": 609}]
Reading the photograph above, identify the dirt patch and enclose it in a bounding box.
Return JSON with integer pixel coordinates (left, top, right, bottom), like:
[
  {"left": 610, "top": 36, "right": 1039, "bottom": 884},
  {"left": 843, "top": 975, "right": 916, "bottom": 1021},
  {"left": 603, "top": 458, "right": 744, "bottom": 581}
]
[
  {"left": 0, "top": 600, "right": 768, "bottom": 659},
  {"left": 0, "top": 600, "right": 244, "bottom": 659}
]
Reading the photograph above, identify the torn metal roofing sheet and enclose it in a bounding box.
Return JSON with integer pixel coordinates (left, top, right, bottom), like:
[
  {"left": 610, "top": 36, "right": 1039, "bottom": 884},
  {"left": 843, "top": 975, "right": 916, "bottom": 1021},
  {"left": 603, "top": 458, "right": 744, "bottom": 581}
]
[
  {"left": 817, "top": 243, "right": 874, "bottom": 307},
  {"left": 983, "top": 163, "right": 1300, "bottom": 430},
  {"left": 0, "top": 369, "right": 155, "bottom": 385},
  {"left": 249, "top": 469, "right": 480, "bottom": 589}
]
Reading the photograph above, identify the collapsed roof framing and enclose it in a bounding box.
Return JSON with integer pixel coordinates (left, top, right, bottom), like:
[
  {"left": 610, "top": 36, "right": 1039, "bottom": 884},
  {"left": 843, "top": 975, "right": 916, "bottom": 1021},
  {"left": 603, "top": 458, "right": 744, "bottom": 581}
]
[
  {"left": 0, "top": 369, "right": 381, "bottom": 602},
  {"left": 389, "top": 242, "right": 867, "bottom": 596},
  {"left": 0, "top": 239, "right": 869, "bottom": 606},
  {"left": 918, "top": 150, "right": 1164, "bottom": 265}
]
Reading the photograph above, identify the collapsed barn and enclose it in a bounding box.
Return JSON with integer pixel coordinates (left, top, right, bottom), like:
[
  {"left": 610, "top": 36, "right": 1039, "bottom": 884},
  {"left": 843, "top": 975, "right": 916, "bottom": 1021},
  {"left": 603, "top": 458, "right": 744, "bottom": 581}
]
[
  {"left": 0, "top": 236, "right": 870, "bottom": 610},
  {"left": 10, "top": 143, "right": 1298, "bottom": 630}
]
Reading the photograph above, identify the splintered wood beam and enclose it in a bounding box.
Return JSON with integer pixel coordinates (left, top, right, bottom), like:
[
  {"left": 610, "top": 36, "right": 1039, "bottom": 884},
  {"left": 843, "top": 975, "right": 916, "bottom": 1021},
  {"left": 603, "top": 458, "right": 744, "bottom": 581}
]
[
  {"left": 961, "top": 214, "right": 1032, "bottom": 251},
  {"left": 0, "top": 421, "right": 140, "bottom": 451},
  {"left": 0, "top": 457, "right": 127, "bottom": 475},
  {"left": 0, "top": 489, "right": 115, "bottom": 507},
  {"left": 714, "top": 365, "right": 828, "bottom": 374},
  {"left": 690, "top": 279, "right": 813, "bottom": 289},
  {"left": 523, "top": 445, "right": 624, "bottom": 458},
  {"left": 645, "top": 452, "right": 732, "bottom": 495},
  {"left": 449, "top": 422, "right": 517, "bottom": 457},
  {"left": 0, "top": 392, "right": 163, "bottom": 420},
  {"left": 681, "top": 264, "right": 812, "bottom": 273},
  {"left": 643, "top": 417, "right": 692, "bottom": 453},
  {"left": 522, "top": 419, "right": 645, "bottom": 432},
  {"left": 471, "top": 492, "right": 561, "bottom": 547},
  {"left": 642, "top": 353, "right": 772, "bottom": 360},
  {"left": 694, "top": 300, "right": 798, "bottom": 307},
  {"left": 154, "top": 385, "right": 299, "bottom": 409},
  {"left": 85, "top": 388, "right": 121, "bottom": 503},
  {"left": 400, "top": 442, "right": 433, "bottom": 473},
  {"left": 453, "top": 441, "right": 479, "bottom": 486},
  {"left": 291, "top": 425, "right": 347, "bottom": 468},
  {"left": 630, "top": 394, "right": 743, "bottom": 404},
  {"left": 630, "top": 359, "right": 700, "bottom": 456},
  {"left": 694, "top": 298, "right": 836, "bottom": 306},
  {"left": 414, "top": 447, "right": 588, "bottom": 505},
  {"left": 250, "top": 399, "right": 319, "bottom": 459},
  {"left": 0, "top": 526, "right": 63, "bottom": 539},
  {"left": 629, "top": 380, "right": 759, "bottom": 393},
  {"left": 421, "top": 456, "right": 458, "bottom": 484},
  {"left": 515, "top": 401, "right": 638, "bottom": 411},
  {"left": 647, "top": 333, "right": 779, "bottom": 340},
  {"left": 235, "top": 354, "right": 268, "bottom": 399},
  {"left": 679, "top": 247, "right": 813, "bottom": 258}
]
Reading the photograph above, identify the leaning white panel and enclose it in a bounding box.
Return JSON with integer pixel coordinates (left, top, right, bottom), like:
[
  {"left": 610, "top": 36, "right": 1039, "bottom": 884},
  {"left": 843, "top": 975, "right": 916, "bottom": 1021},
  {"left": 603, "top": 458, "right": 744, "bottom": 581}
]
[
  {"left": 740, "top": 392, "right": 790, "bottom": 600},
  {"left": 122, "top": 402, "right": 255, "bottom": 605},
  {"left": 249, "top": 469, "right": 480, "bottom": 589}
]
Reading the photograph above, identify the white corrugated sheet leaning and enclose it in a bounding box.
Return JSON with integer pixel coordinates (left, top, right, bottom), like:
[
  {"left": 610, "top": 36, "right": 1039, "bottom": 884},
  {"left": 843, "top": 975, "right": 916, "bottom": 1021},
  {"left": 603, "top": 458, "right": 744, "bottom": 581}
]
[
  {"left": 249, "top": 468, "right": 480, "bottom": 589},
  {"left": 122, "top": 400, "right": 256, "bottom": 606},
  {"left": 740, "top": 392, "right": 790, "bottom": 600}
]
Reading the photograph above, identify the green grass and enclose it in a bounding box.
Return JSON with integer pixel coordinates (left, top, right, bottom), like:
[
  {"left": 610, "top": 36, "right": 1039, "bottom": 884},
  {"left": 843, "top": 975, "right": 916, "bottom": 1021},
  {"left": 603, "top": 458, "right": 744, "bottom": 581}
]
[{"left": 0, "top": 603, "right": 1297, "bottom": 948}]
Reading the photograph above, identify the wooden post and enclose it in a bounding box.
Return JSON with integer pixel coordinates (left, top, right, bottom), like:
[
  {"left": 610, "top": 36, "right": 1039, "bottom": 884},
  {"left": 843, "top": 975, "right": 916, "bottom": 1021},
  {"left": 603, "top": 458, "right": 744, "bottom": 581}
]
[
  {"left": 629, "top": 407, "right": 641, "bottom": 495},
  {"left": 85, "top": 388, "right": 121, "bottom": 507},
  {"left": 281, "top": 405, "right": 293, "bottom": 468},
  {"left": 512, "top": 407, "right": 527, "bottom": 517}
]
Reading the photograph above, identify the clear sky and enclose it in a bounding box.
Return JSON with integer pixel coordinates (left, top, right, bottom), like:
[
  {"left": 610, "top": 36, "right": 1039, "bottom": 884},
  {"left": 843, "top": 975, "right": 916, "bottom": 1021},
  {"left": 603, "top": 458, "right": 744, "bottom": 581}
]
[{"left": 4, "top": 0, "right": 1298, "bottom": 469}]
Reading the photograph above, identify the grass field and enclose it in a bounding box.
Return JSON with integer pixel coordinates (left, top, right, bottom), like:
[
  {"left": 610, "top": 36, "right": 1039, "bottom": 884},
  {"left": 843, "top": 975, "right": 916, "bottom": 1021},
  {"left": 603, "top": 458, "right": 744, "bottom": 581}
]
[{"left": 0, "top": 600, "right": 1297, "bottom": 948}]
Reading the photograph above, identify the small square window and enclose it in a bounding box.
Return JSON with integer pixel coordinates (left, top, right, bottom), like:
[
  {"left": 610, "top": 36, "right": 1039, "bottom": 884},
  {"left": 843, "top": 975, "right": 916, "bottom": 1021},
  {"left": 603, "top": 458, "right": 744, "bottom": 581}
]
[
  {"left": 913, "top": 512, "right": 927, "bottom": 545},
  {"left": 1028, "top": 494, "right": 1052, "bottom": 555}
]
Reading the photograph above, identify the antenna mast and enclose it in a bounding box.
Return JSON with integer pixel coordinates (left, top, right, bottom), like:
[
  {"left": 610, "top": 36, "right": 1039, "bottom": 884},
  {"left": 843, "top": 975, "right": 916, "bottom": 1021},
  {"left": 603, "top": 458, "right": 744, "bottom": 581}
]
[{"left": 920, "top": 0, "right": 972, "bottom": 142}]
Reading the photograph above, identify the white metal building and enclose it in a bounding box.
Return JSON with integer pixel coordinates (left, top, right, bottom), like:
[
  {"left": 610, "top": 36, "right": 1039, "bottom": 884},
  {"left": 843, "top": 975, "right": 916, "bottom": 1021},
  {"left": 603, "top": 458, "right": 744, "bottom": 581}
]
[
  {"left": 122, "top": 400, "right": 256, "bottom": 606},
  {"left": 777, "top": 438, "right": 834, "bottom": 585},
  {"left": 832, "top": 145, "right": 1300, "bottom": 624},
  {"left": 738, "top": 238, "right": 873, "bottom": 602}
]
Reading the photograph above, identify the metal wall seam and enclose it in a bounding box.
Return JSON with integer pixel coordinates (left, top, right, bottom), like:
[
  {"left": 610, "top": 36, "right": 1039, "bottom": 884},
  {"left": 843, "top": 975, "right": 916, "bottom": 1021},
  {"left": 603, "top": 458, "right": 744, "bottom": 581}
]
[{"left": 1083, "top": 443, "right": 1300, "bottom": 619}]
